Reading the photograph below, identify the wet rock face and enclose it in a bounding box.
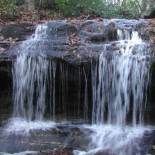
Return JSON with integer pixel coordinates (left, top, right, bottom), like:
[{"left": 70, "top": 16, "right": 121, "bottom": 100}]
[
  {"left": 47, "top": 21, "right": 78, "bottom": 35},
  {"left": 94, "top": 150, "right": 117, "bottom": 155},
  {"left": 145, "top": 19, "right": 155, "bottom": 44},
  {"left": 144, "top": 10, "right": 155, "bottom": 19},
  {"left": 147, "top": 61, "right": 155, "bottom": 124},
  {"left": 79, "top": 20, "right": 117, "bottom": 43},
  {"left": 104, "top": 22, "right": 117, "bottom": 41},
  {"left": 0, "top": 59, "right": 12, "bottom": 125},
  {"left": 0, "top": 125, "right": 91, "bottom": 153},
  {"left": 0, "top": 23, "right": 34, "bottom": 41},
  {"left": 0, "top": 23, "right": 35, "bottom": 53},
  {"left": 0, "top": 19, "right": 154, "bottom": 125},
  {"left": 2, "top": 19, "right": 148, "bottom": 64},
  {"left": 38, "top": 148, "right": 73, "bottom": 155}
]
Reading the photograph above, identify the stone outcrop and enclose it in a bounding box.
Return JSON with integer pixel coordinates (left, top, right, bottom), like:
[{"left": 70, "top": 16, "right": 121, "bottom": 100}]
[
  {"left": 0, "top": 19, "right": 155, "bottom": 155},
  {"left": 0, "top": 23, "right": 34, "bottom": 52},
  {"left": 0, "top": 19, "right": 149, "bottom": 64},
  {"left": 0, "top": 19, "right": 154, "bottom": 125},
  {"left": 142, "top": 19, "right": 155, "bottom": 124},
  {"left": 0, "top": 59, "right": 12, "bottom": 125},
  {"left": 37, "top": 148, "right": 73, "bottom": 155}
]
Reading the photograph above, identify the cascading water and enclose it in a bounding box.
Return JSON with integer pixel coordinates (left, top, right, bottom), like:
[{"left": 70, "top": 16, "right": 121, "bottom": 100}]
[
  {"left": 12, "top": 25, "right": 57, "bottom": 121},
  {"left": 11, "top": 23, "right": 89, "bottom": 124},
  {"left": 91, "top": 30, "right": 151, "bottom": 126},
  {"left": 2, "top": 20, "right": 154, "bottom": 155},
  {"left": 75, "top": 29, "right": 153, "bottom": 155},
  {"left": 13, "top": 54, "right": 57, "bottom": 121}
]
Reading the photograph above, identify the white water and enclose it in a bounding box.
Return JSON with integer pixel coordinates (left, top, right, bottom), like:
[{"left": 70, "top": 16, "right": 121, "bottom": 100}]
[
  {"left": 4, "top": 22, "right": 153, "bottom": 155},
  {"left": 74, "top": 125, "right": 152, "bottom": 155},
  {"left": 91, "top": 30, "right": 151, "bottom": 126},
  {"left": 4, "top": 118, "right": 56, "bottom": 135},
  {"left": 79, "top": 29, "right": 152, "bottom": 155},
  {"left": 12, "top": 23, "right": 89, "bottom": 122},
  {"left": 12, "top": 23, "right": 58, "bottom": 121},
  {"left": 13, "top": 54, "right": 57, "bottom": 121}
]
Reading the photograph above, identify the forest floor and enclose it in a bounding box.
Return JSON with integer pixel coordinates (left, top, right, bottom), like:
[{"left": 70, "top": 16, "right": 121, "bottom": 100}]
[
  {"left": 0, "top": 8, "right": 155, "bottom": 53},
  {"left": 0, "top": 7, "right": 100, "bottom": 25}
]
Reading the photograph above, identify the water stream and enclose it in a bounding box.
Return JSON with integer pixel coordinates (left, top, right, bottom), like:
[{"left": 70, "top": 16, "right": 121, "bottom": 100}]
[
  {"left": 91, "top": 30, "right": 151, "bottom": 125},
  {"left": 0, "top": 20, "right": 154, "bottom": 155},
  {"left": 75, "top": 30, "right": 152, "bottom": 155}
]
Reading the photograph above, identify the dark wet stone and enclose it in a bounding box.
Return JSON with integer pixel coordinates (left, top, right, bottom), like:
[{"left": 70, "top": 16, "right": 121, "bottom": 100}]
[
  {"left": 80, "top": 21, "right": 117, "bottom": 42},
  {"left": 147, "top": 130, "right": 155, "bottom": 154},
  {"left": 0, "top": 125, "right": 91, "bottom": 153},
  {"left": 38, "top": 148, "right": 73, "bottom": 155},
  {"left": 104, "top": 22, "right": 117, "bottom": 41},
  {"left": 47, "top": 21, "right": 78, "bottom": 35},
  {"left": 145, "top": 10, "right": 155, "bottom": 19},
  {"left": 0, "top": 23, "right": 34, "bottom": 41},
  {"left": 80, "top": 21, "right": 103, "bottom": 33},
  {"left": 0, "top": 59, "right": 12, "bottom": 125},
  {"left": 94, "top": 149, "right": 117, "bottom": 155},
  {"left": 1, "top": 19, "right": 148, "bottom": 65},
  {"left": 0, "top": 42, "right": 10, "bottom": 50},
  {"left": 0, "top": 19, "right": 154, "bottom": 126}
]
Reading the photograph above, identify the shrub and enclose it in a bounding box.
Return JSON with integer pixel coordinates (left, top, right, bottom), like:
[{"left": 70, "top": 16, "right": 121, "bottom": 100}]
[
  {"left": 0, "top": 0, "right": 16, "bottom": 18},
  {"left": 34, "top": 0, "right": 55, "bottom": 9},
  {"left": 55, "top": 0, "right": 104, "bottom": 16},
  {"left": 55, "top": 0, "right": 142, "bottom": 18},
  {"left": 15, "top": 0, "right": 25, "bottom": 6}
]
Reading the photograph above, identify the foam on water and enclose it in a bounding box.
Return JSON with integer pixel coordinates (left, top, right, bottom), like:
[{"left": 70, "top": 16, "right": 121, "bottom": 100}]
[
  {"left": 4, "top": 118, "right": 56, "bottom": 135},
  {"left": 74, "top": 125, "right": 152, "bottom": 155}
]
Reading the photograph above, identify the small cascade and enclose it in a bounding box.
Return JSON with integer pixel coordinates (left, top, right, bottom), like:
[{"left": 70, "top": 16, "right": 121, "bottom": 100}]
[
  {"left": 74, "top": 29, "right": 152, "bottom": 155},
  {"left": 12, "top": 24, "right": 54, "bottom": 121},
  {"left": 12, "top": 23, "right": 89, "bottom": 122},
  {"left": 6, "top": 21, "right": 154, "bottom": 155},
  {"left": 13, "top": 54, "right": 56, "bottom": 121},
  {"left": 12, "top": 23, "right": 152, "bottom": 125},
  {"left": 91, "top": 29, "right": 151, "bottom": 126}
]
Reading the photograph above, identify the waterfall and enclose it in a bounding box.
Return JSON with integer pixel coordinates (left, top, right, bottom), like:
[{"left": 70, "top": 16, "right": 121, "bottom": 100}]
[
  {"left": 4, "top": 20, "right": 154, "bottom": 155},
  {"left": 12, "top": 54, "right": 57, "bottom": 121},
  {"left": 12, "top": 23, "right": 89, "bottom": 122},
  {"left": 91, "top": 30, "right": 151, "bottom": 126},
  {"left": 12, "top": 24, "right": 57, "bottom": 121},
  {"left": 12, "top": 23, "right": 152, "bottom": 125},
  {"left": 74, "top": 29, "right": 152, "bottom": 155}
]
